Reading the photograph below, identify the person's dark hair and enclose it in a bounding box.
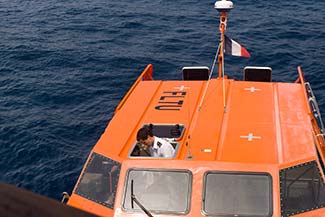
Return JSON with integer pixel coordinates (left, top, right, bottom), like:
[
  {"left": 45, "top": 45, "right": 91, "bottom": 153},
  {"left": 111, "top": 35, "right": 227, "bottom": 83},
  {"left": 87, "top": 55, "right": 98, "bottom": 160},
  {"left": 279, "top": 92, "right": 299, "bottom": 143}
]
[{"left": 136, "top": 127, "right": 153, "bottom": 141}]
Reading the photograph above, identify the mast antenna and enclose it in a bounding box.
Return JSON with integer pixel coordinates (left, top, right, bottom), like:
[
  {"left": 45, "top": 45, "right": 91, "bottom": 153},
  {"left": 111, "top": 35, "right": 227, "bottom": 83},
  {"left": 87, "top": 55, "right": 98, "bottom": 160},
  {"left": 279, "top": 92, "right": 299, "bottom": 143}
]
[
  {"left": 215, "top": 0, "right": 233, "bottom": 112},
  {"left": 185, "top": 1, "right": 234, "bottom": 159},
  {"left": 214, "top": 0, "right": 233, "bottom": 12},
  {"left": 215, "top": 0, "right": 233, "bottom": 78}
]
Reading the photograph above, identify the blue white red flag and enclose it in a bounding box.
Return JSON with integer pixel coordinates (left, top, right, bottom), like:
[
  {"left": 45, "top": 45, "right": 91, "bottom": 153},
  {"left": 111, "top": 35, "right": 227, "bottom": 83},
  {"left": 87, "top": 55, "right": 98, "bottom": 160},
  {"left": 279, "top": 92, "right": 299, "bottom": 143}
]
[{"left": 224, "top": 35, "right": 251, "bottom": 58}]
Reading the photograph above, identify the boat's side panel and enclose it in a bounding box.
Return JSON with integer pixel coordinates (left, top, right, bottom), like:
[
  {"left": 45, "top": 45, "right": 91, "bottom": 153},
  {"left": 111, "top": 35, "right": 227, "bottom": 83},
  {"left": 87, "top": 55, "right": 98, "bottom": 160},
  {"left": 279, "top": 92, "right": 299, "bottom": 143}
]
[
  {"left": 93, "top": 81, "right": 162, "bottom": 158},
  {"left": 68, "top": 194, "right": 114, "bottom": 217},
  {"left": 277, "top": 83, "right": 315, "bottom": 167}
]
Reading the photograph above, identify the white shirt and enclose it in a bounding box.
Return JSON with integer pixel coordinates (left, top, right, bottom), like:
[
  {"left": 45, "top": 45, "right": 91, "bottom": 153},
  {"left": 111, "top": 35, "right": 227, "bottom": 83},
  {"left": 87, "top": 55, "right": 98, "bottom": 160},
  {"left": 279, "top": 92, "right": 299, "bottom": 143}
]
[{"left": 149, "top": 136, "right": 175, "bottom": 158}]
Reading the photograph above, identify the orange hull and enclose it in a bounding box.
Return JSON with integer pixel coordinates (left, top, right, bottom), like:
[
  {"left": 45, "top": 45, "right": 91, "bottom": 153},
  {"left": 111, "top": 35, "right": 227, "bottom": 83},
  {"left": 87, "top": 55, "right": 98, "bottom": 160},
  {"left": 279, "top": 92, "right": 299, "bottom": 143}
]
[
  {"left": 66, "top": 64, "right": 325, "bottom": 217},
  {"left": 67, "top": 2, "right": 325, "bottom": 217}
]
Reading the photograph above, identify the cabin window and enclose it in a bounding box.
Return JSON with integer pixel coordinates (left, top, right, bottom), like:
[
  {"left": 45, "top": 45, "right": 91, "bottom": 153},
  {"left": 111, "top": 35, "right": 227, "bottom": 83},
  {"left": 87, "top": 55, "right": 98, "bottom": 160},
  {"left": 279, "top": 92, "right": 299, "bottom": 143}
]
[
  {"left": 122, "top": 169, "right": 192, "bottom": 214},
  {"left": 75, "top": 153, "right": 121, "bottom": 209},
  {"left": 203, "top": 172, "right": 272, "bottom": 217},
  {"left": 280, "top": 161, "right": 325, "bottom": 216}
]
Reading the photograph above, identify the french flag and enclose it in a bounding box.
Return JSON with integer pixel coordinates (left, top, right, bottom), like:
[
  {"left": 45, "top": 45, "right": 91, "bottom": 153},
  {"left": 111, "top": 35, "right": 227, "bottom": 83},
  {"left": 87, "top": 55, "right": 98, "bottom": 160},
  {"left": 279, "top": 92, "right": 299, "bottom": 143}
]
[{"left": 224, "top": 35, "right": 251, "bottom": 58}]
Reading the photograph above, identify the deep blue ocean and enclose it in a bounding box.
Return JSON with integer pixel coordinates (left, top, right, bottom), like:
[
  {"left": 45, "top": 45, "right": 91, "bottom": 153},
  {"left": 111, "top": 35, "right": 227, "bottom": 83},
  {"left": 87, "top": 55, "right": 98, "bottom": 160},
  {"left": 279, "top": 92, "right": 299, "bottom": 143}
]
[{"left": 1, "top": 0, "right": 325, "bottom": 201}]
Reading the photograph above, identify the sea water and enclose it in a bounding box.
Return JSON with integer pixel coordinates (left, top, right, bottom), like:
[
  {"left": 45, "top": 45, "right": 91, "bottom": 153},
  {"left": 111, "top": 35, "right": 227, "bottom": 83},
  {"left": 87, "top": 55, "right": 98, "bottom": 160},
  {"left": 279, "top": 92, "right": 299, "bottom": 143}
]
[{"left": 1, "top": 0, "right": 325, "bottom": 200}]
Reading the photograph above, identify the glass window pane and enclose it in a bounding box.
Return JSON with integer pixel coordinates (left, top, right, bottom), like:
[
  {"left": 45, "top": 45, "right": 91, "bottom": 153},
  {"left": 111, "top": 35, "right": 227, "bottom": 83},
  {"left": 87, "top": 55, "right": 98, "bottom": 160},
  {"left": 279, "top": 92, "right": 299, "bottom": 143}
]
[
  {"left": 203, "top": 172, "right": 272, "bottom": 216},
  {"left": 280, "top": 161, "right": 325, "bottom": 216},
  {"left": 123, "top": 169, "right": 192, "bottom": 214},
  {"left": 75, "top": 153, "right": 121, "bottom": 209}
]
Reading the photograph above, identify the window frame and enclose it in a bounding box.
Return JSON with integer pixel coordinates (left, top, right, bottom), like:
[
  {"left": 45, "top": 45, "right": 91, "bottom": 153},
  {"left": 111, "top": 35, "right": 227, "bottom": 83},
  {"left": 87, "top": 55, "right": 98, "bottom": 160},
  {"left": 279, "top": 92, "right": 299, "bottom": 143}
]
[
  {"left": 202, "top": 171, "right": 273, "bottom": 217},
  {"left": 279, "top": 161, "right": 325, "bottom": 216},
  {"left": 74, "top": 152, "right": 121, "bottom": 209},
  {"left": 121, "top": 168, "right": 192, "bottom": 215}
]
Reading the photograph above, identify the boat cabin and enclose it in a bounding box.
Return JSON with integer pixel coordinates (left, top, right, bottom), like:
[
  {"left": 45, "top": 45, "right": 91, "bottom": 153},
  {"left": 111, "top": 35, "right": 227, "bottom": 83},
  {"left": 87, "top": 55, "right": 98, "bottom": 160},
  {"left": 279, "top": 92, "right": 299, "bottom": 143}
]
[{"left": 67, "top": 64, "right": 325, "bottom": 217}]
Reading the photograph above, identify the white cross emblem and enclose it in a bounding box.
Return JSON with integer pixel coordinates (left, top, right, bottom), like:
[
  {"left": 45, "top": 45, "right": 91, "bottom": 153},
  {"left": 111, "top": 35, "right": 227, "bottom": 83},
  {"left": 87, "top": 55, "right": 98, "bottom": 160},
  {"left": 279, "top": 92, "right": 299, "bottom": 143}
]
[
  {"left": 240, "top": 133, "right": 262, "bottom": 141},
  {"left": 244, "top": 87, "right": 261, "bottom": 92},
  {"left": 174, "top": 85, "right": 189, "bottom": 91}
]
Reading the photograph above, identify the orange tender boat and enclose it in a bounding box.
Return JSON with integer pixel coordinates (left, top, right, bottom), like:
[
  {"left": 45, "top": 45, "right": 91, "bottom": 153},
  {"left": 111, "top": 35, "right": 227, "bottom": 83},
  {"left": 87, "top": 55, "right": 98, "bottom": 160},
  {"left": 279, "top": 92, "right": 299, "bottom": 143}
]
[{"left": 66, "top": 1, "right": 325, "bottom": 217}]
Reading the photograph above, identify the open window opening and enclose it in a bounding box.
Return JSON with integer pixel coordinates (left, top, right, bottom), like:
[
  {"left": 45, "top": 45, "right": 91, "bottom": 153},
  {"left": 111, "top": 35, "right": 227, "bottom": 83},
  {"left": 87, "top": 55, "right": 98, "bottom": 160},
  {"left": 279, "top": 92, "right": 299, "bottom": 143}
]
[{"left": 129, "top": 124, "right": 184, "bottom": 158}]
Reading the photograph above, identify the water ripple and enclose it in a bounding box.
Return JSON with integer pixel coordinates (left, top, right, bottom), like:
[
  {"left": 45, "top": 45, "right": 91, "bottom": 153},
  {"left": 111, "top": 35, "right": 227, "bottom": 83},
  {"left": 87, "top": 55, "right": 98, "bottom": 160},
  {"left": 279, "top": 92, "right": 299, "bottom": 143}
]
[{"left": 1, "top": 0, "right": 325, "bottom": 200}]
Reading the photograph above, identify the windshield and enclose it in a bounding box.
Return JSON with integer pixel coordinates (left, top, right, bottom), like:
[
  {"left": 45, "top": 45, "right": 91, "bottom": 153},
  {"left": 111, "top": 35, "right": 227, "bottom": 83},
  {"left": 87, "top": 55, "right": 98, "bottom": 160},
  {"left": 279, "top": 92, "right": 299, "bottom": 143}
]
[
  {"left": 203, "top": 172, "right": 272, "bottom": 217},
  {"left": 122, "top": 169, "right": 192, "bottom": 214},
  {"left": 75, "top": 153, "right": 121, "bottom": 209}
]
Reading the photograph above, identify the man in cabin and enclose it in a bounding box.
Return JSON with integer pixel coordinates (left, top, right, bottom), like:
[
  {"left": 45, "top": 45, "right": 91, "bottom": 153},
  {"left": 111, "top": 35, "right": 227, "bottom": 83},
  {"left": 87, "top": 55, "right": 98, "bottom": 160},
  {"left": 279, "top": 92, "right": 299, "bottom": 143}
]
[{"left": 136, "top": 127, "right": 175, "bottom": 158}]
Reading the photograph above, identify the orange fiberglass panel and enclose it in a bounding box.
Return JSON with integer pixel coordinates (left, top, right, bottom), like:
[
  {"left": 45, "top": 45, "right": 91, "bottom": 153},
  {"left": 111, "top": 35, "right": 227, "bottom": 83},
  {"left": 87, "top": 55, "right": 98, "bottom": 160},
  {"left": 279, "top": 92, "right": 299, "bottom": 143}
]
[
  {"left": 68, "top": 194, "right": 114, "bottom": 217},
  {"left": 185, "top": 79, "right": 231, "bottom": 161},
  {"left": 293, "top": 208, "right": 325, "bottom": 217},
  {"left": 93, "top": 81, "right": 162, "bottom": 158},
  {"left": 218, "top": 81, "right": 278, "bottom": 164},
  {"left": 276, "top": 83, "right": 315, "bottom": 166},
  {"left": 139, "top": 80, "right": 205, "bottom": 125}
]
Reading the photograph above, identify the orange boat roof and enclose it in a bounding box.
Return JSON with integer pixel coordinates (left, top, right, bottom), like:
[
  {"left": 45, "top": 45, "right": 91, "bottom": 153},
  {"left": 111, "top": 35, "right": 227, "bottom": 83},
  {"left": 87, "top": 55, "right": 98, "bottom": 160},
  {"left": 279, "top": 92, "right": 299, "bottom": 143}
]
[
  {"left": 93, "top": 77, "right": 314, "bottom": 167},
  {"left": 67, "top": 64, "right": 325, "bottom": 217}
]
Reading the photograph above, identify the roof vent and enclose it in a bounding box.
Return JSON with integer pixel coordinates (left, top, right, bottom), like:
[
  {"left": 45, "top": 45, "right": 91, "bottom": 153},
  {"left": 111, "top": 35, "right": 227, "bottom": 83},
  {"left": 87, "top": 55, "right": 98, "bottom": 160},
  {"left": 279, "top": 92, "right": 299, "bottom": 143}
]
[
  {"left": 182, "top": 66, "right": 210, "bottom": 81},
  {"left": 244, "top": 66, "right": 272, "bottom": 82}
]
